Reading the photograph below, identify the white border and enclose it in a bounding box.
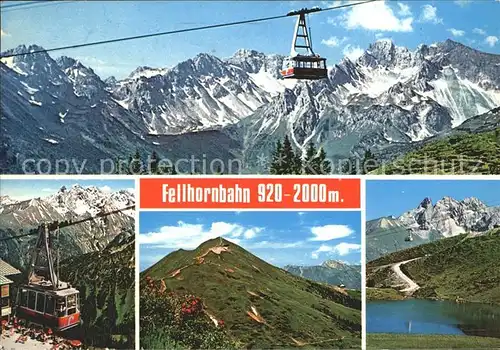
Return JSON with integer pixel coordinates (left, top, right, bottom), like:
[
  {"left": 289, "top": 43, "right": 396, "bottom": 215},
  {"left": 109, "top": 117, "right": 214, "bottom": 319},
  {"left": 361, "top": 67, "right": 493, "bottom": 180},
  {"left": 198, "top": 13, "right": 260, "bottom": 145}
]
[
  {"left": 360, "top": 178, "right": 367, "bottom": 350},
  {"left": 134, "top": 177, "right": 141, "bottom": 350},
  {"left": 2, "top": 175, "right": 499, "bottom": 350}
]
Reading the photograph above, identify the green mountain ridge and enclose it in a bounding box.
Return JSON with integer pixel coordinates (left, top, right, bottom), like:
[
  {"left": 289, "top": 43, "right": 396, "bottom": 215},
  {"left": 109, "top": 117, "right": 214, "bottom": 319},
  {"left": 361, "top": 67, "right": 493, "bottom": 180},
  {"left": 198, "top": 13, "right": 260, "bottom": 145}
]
[
  {"left": 140, "top": 237, "right": 362, "bottom": 349},
  {"left": 367, "top": 228, "right": 500, "bottom": 304},
  {"left": 372, "top": 107, "right": 500, "bottom": 175},
  {"left": 59, "top": 231, "right": 136, "bottom": 348}
]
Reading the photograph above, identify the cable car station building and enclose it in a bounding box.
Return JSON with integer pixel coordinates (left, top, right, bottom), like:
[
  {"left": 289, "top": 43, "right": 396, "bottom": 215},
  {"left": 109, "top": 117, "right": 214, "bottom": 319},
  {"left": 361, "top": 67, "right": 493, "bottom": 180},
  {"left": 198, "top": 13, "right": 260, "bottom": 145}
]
[{"left": 0, "top": 259, "right": 21, "bottom": 323}]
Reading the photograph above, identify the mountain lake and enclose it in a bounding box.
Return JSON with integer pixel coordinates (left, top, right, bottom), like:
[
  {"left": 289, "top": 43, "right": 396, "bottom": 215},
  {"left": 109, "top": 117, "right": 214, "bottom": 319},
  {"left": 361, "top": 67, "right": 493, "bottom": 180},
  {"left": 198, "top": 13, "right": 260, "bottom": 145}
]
[{"left": 367, "top": 299, "right": 500, "bottom": 337}]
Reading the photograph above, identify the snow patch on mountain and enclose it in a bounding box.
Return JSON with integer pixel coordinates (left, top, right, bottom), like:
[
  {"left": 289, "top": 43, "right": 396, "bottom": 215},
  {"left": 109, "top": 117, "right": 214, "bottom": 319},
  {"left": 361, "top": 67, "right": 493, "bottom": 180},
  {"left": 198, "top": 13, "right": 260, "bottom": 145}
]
[{"left": 46, "top": 184, "right": 135, "bottom": 218}]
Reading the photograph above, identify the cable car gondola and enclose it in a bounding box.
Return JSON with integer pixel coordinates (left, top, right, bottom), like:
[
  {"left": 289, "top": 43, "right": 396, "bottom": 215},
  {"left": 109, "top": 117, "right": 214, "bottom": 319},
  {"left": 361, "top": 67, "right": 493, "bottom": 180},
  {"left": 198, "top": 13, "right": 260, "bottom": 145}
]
[
  {"left": 281, "top": 7, "right": 327, "bottom": 80},
  {"left": 16, "top": 224, "right": 81, "bottom": 331},
  {"left": 404, "top": 231, "right": 414, "bottom": 242},
  {"left": 5, "top": 204, "right": 136, "bottom": 332}
]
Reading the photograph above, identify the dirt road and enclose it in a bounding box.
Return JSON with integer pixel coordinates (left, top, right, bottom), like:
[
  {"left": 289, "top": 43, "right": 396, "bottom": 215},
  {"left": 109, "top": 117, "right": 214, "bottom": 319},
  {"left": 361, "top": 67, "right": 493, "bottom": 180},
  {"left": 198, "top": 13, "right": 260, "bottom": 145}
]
[{"left": 391, "top": 257, "right": 422, "bottom": 294}]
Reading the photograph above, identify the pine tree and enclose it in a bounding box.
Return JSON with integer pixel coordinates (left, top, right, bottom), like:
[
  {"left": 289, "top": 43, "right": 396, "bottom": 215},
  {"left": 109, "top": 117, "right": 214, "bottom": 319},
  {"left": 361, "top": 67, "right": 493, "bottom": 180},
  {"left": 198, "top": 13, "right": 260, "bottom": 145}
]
[
  {"left": 293, "top": 151, "right": 303, "bottom": 175},
  {"left": 362, "top": 150, "right": 378, "bottom": 174},
  {"left": 270, "top": 140, "right": 284, "bottom": 175},
  {"left": 282, "top": 135, "right": 296, "bottom": 174},
  {"left": 130, "top": 150, "right": 142, "bottom": 174},
  {"left": 316, "top": 148, "right": 331, "bottom": 174},
  {"left": 341, "top": 157, "right": 357, "bottom": 174},
  {"left": 150, "top": 151, "right": 159, "bottom": 174},
  {"left": 214, "top": 164, "right": 223, "bottom": 175},
  {"left": 114, "top": 158, "right": 121, "bottom": 174},
  {"left": 303, "top": 142, "right": 316, "bottom": 175}
]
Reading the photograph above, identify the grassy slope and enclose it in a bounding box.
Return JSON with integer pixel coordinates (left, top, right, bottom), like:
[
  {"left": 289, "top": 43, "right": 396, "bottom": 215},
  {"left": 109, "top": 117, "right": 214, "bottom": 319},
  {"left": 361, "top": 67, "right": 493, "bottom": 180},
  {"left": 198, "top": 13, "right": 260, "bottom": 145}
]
[
  {"left": 372, "top": 128, "right": 500, "bottom": 175},
  {"left": 141, "top": 238, "right": 362, "bottom": 348},
  {"left": 367, "top": 228, "right": 500, "bottom": 304},
  {"left": 367, "top": 334, "right": 500, "bottom": 349},
  {"left": 60, "top": 235, "right": 135, "bottom": 348},
  {"left": 366, "top": 287, "right": 405, "bottom": 301},
  {"left": 403, "top": 228, "right": 500, "bottom": 303}
]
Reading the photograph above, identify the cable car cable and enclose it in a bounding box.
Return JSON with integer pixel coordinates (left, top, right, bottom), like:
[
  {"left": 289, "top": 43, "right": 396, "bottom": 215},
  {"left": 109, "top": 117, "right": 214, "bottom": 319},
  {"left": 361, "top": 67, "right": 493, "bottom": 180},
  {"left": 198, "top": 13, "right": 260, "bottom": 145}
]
[
  {"left": 1, "top": 1, "right": 50, "bottom": 9},
  {"left": 0, "top": 0, "right": 76, "bottom": 12},
  {"left": 0, "top": 0, "right": 378, "bottom": 59}
]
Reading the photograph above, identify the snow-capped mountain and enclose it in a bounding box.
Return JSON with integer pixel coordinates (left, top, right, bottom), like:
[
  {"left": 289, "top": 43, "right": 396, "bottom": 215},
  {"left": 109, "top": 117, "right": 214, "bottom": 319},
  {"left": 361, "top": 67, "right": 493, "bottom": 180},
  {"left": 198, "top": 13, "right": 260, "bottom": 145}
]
[
  {"left": 0, "top": 185, "right": 135, "bottom": 267},
  {"left": 235, "top": 40, "right": 500, "bottom": 170},
  {"left": 284, "top": 260, "right": 361, "bottom": 289},
  {"left": 45, "top": 184, "right": 135, "bottom": 218},
  {"left": 110, "top": 50, "right": 294, "bottom": 134},
  {"left": 398, "top": 196, "right": 500, "bottom": 237},
  {"left": 366, "top": 196, "right": 500, "bottom": 261},
  {"left": 1, "top": 39, "right": 498, "bottom": 173},
  {"left": 0, "top": 195, "right": 18, "bottom": 206}
]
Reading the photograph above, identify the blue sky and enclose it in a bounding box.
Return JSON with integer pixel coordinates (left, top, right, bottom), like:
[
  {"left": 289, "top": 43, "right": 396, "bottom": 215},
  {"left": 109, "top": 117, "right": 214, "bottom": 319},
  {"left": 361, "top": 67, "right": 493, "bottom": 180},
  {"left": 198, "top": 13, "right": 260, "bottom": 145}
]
[
  {"left": 1, "top": 0, "right": 499, "bottom": 79},
  {"left": 0, "top": 179, "right": 135, "bottom": 201},
  {"left": 366, "top": 180, "right": 500, "bottom": 220},
  {"left": 139, "top": 210, "right": 362, "bottom": 271}
]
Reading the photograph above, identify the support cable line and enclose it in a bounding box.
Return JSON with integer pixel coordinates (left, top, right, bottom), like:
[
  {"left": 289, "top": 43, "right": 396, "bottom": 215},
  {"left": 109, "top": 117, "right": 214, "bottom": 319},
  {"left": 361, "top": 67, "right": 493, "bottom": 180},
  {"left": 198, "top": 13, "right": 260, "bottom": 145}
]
[
  {"left": 0, "top": 0, "right": 74, "bottom": 11},
  {"left": 0, "top": 0, "right": 378, "bottom": 59}
]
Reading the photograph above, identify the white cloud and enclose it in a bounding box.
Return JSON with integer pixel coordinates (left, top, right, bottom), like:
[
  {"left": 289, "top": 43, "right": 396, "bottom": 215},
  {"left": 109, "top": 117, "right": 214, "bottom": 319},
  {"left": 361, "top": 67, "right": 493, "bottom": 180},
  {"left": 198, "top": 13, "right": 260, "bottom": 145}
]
[
  {"left": 1, "top": 29, "right": 10, "bottom": 37},
  {"left": 99, "top": 185, "right": 112, "bottom": 193},
  {"left": 339, "top": 0, "right": 413, "bottom": 32},
  {"left": 321, "top": 36, "right": 348, "bottom": 48},
  {"left": 448, "top": 28, "right": 465, "bottom": 37},
  {"left": 485, "top": 36, "right": 498, "bottom": 47},
  {"left": 419, "top": 4, "right": 443, "bottom": 24},
  {"left": 454, "top": 0, "right": 470, "bottom": 6},
  {"left": 309, "top": 224, "right": 354, "bottom": 241},
  {"left": 243, "top": 227, "right": 262, "bottom": 239},
  {"left": 473, "top": 28, "right": 486, "bottom": 36},
  {"left": 297, "top": 212, "right": 305, "bottom": 216},
  {"left": 139, "top": 221, "right": 262, "bottom": 248},
  {"left": 343, "top": 44, "right": 364, "bottom": 61},
  {"left": 375, "top": 33, "right": 384, "bottom": 38},
  {"left": 397, "top": 3, "right": 412, "bottom": 16},
  {"left": 334, "top": 242, "right": 362, "bottom": 256},
  {"left": 322, "top": 0, "right": 343, "bottom": 7},
  {"left": 311, "top": 242, "right": 361, "bottom": 258}
]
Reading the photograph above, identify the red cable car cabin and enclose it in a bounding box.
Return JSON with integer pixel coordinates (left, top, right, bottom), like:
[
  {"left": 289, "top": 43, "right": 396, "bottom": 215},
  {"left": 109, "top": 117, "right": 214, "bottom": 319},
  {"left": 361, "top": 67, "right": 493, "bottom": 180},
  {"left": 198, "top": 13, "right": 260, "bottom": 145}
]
[
  {"left": 281, "top": 55, "right": 327, "bottom": 80},
  {"left": 280, "top": 7, "right": 328, "bottom": 80},
  {"left": 15, "top": 223, "right": 81, "bottom": 332},
  {"left": 16, "top": 284, "right": 81, "bottom": 331}
]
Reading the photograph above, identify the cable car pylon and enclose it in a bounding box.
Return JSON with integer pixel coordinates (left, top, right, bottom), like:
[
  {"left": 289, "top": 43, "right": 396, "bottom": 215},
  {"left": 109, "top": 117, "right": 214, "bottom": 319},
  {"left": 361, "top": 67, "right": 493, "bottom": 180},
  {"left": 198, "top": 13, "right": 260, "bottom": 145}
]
[
  {"left": 7, "top": 205, "right": 135, "bottom": 333},
  {"left": 17, "top": 223, "right": 82, "bottom": 332},
  {"left": 281, "top": 7, "right": 328, "bottom": 80}
]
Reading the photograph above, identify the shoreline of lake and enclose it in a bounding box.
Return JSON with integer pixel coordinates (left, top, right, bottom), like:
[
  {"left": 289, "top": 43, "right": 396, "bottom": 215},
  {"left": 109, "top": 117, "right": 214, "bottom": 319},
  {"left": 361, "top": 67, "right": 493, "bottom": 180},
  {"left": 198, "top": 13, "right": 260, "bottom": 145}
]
[{"left": 367, "top": 299, "right": 500, "bottom": 339}]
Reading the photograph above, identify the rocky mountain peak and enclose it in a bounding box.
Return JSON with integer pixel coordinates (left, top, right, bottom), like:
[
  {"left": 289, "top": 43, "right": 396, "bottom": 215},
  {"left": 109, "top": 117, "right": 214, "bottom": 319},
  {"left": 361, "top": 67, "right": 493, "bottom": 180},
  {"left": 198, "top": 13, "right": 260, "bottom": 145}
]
[
  {"left": 418, "top": 197, "right": 433, "bottom": 209},
  {"left": 322, "top": 260, "right": 348, "bottom": 269},
  {"left": 462, "top": 197, "right": 487, "bottom": 209},
  {"left": 0, "top": 195, "right": 18, "bottom": 206}
]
